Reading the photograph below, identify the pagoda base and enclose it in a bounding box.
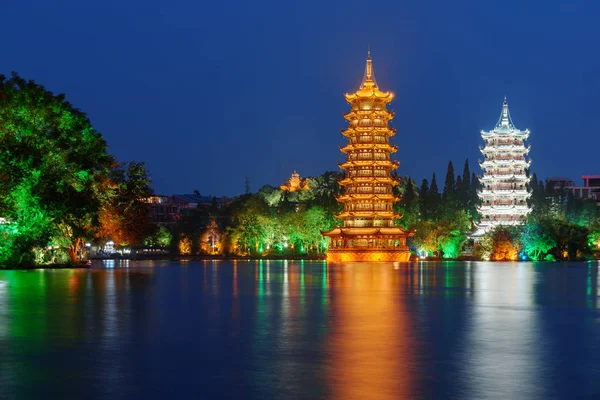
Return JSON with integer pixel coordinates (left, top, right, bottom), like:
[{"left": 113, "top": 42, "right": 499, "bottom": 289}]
[{"left": 326, "top": 248, "right": 411, "bottom": 263}]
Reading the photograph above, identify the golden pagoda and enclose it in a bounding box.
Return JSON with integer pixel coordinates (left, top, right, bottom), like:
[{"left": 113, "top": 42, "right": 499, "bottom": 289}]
[
  {"left": 322, "top": 50, "right": 413, "bottom": 262},
  {"left": 280, "top": 171, "right": 310, "bottom": 192}
]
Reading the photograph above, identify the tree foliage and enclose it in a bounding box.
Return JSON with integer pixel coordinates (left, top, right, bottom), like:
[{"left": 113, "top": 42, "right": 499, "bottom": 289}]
[
  {"left": 0, "top": 73, "right": 113, "bottom": 266},
  {"left": 96, "top": 161, "right": 153, "bottom": 247},
  {"left": 520, "top": 221, "right": 556, "bottom": 261}
]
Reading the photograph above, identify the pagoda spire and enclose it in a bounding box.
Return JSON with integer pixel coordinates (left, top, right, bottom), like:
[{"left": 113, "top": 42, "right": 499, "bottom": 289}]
[
  {"left": 500, "top": 95, "right": 510, "bottom": 127},
  {"left": 360, "top": 46, "right": 377, "bottom": 89}
]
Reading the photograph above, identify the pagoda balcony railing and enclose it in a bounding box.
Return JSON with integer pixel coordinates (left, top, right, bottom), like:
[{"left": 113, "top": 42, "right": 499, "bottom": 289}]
[
  {"left": 347, "top": 172, "right": 390, "bottom": 178},
  {"left": 345, "top": 189, "right": 392, "bottom": 195},
  {"left": 347, "top": 155, "right": 391, "bottom": 161},
  {"left": 343, "top": 222, "right": 395, "bottom": 228},
  {"left": 479, "top": 190, "right": 530, "bottom": 196},
  {"left": 484, "top": 156, "right": 526, "bottom": 161},
  {"left": 345, "top": 208, "right": 394, "bottom": 212},
  {"left": 481, "top": 159, "right": 528, "bottom": 164},
  {"left": 487, "top": 141, "right": 524, "bottom": 146},
  {"left": 481, "top": 215, "right": 526, "bottom": 222},
  {"left": 481, "top": 201, "right": 528, "bottom": 207},
  {"left": 479, "top": 140, "right": 525, "bottom": 148},
  {"left": 483, "top": 170, "right": 526, "bottom": 176},
  {"left": 487, "top": 185, "right": 517, "bottom": 190},
  {"left": 356, "top": 121, "right": 388, "bottom": 128},
  {"left": 351, "top": 137, "right": 388, "bottom": 144},
  {"left": 481, "top": 146, "right": 527, "bottom": 153}
]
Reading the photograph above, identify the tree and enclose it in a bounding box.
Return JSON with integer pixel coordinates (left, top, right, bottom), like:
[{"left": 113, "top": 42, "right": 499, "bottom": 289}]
[
  {"left": 145, "top": 225, "right": 173, "bottom": 248},
  {"left": 302, "top": 206, "right": 337, "bottom": 254},
  {"left": 412, "top": 221, "right": 440, "bottom": 257},
  {"left": 458, "top": 159, "right": 471, "bottom": 213},
  {"left": 437, "top": 229, "right": 465, "bottom": 259},
  {"left": 588, "top": 230, "right": 600, "bottom": 251},
  {"left": 226, "top": 195, "right": 270, "bottom": 255},
  {"left": 418, "top": 179, "right": 430, "bottom": 221},
  {"left": 436, "top": 210, "right": 471, "bottom": 258},
  {"left": 520, "top": 220, "right": 555, "bottom": 261},
  {"left": 257, "top": 185, "right": 282, "bottom": 207},
  {"left": 490, "top": 226, "right": 521, "bottom": 261},
  {"left": 442, "top": 161, "right": 457, "bottom": 220},
  {"left": 397, "top": 177, "right": 419, "bottom": 229},
  {"left": 443, "top": 161, "right": 455, "bottom": 200},
  {"left": 0, "top": 73, "right": 113, "bottom": 266},
  {"left": 470, "top": 172, "right": 480, "bottom": 220},
  {"left": 96, "top": 161, "right": 153, "bottom": 247},
  {"left": 428, "top": 173, "right": 441, "bottom": 221}
]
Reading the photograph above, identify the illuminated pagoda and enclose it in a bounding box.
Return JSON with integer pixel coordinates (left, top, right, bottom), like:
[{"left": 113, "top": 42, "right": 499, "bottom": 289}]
[
  {"left": 322, "top": 50, "right": 413, "bottom": 262},
  {"left": 477, "top": 97, "right": 531, "bottom": 231},
  {"left": 280, "top": 171, "right": 310, "bottom": 192}
]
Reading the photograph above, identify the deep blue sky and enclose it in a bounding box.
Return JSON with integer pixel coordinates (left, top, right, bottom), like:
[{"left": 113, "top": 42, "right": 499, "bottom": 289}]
[{"left": 3, "top": 0, "right": 599, "bottom": 196}]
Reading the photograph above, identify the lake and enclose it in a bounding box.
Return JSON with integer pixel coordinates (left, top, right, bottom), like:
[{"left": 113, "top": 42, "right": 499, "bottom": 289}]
[{"left": 0, "top": 260, "right": 599, "bottom": 399}]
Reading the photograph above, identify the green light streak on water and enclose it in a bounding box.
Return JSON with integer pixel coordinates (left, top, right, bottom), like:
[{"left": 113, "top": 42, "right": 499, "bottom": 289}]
[
  {"left": 300, "top": 261, "right": 305, "bottom": 310},
  {"left": 322, "top": 263, "right": 328, "bottom": 306},
  {"left": 258, "top": 260, "right": 264, "bottom": 299}
]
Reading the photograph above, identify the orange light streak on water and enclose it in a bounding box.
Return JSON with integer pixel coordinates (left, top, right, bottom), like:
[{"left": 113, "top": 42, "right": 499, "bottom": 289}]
[{"left": 326, "top": 264, "right": 416, "bottom": 399}]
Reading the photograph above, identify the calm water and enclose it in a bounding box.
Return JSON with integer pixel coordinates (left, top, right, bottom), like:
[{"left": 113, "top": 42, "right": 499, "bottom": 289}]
[{"left": 1, "top": 260, "right": 599, "bottom": 399}]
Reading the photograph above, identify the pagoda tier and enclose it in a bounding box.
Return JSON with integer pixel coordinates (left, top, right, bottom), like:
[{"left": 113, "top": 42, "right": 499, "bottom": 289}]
[
  {"left": 477, "top": 97, "right": 532, "bottom": 231},
  {"left": 322, "top": 51, "right": 413, "bottom": 262}
]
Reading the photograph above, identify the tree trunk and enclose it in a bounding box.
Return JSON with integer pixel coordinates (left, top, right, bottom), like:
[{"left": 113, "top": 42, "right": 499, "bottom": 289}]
[{"left": 68, "top": 238, "right": 83, "bottom": 263}]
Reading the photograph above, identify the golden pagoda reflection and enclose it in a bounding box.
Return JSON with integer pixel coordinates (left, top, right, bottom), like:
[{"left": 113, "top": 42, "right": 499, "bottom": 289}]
[
  {"left": 326, "top": 264, "right": 416, "bottom": 398},
  {"left": 323, "top": 50, "right": 413, "bottom": 262}
]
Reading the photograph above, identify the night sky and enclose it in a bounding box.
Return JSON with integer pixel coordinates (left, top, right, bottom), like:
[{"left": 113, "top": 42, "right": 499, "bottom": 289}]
[{"left": 3, "top": 0, "right": 599, "bottom": 196}]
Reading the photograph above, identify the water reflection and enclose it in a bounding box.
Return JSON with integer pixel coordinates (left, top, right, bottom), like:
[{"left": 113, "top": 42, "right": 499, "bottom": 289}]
[
  {"left": 0, "top": 261, "right": 599, "bottom": 399},
  {"left": 460, "top": 263, "right": 548, "bottom": 399},
  {"left": 327, "top": 264, "right": 416, "bottom": 399}
]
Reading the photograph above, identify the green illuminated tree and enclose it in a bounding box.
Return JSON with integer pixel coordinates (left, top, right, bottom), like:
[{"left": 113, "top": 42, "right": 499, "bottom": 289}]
[
  {"left": 412, "top": 221, "right": 441, "bottom": 257},
  {"left": 145, "top": 225, "right": 173, "bottom": 248},
  {"left": 0, "top": 72, "right": 113, "bottom": 266},
  {"left": 226, "top": 194, "right": 270, "bottom": 255},
  {"left": 302, "top": 206, "right": 337, "bottom": 254},
  {"left": 436, "top": 209, "right": 471, "bottom": 258},
  {"left": 520, "top": 220, "right": 555, "bottom": 261}
]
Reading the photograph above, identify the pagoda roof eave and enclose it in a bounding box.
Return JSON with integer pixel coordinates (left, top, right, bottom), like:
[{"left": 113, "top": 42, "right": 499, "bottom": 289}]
[
  {"left": 338, "top": 177, "right": 400, "bottom": 186},
  {"left": 322, "top": 226, "right": 414, "bottom": 237},
  {"left": 481, "top": 129, "right": 530, "bottom": 138},
  {"left": 344, "top": 90, "right": 394, "bottom": 102},
  {"left": 338, "top": 160, "right": 399, "bottom": 168},
  {"left": 340, "top": 144, "right": 398, "bottom": 153}
]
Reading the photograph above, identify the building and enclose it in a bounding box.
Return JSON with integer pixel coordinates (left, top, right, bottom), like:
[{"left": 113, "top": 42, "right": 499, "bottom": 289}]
[
  {"left": 477, "top": 97, "right": 532, "bottom": 231},
  {"left": 576, "top": 175, "right": 600, "bottom": 200},
  {"left": 145, "top": 194, "right": 231, "bottom": 225},
  {"left": 545, "top": 177, "right": 575, "bottom": 191},
  {"left": 322, "top": 51, "right": 413, "bottom": 262},
  {"left": 280, "top": 171, "right": 310, "bottom": 192},
  {"left": 145, "top": 195, "right": 182, "bottom": 225},
  {"left": 546, "top": 175, "right": 600, "bottom": 200}
]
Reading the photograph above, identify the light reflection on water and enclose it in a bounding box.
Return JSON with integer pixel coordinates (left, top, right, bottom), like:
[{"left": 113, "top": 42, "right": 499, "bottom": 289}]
[{"left": 0, "top": 261, "right": 599, "bottom": 399}]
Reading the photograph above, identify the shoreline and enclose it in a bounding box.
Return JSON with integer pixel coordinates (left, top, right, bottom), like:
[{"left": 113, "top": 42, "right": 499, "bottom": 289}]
[{"left": 2, "top": 256, "right": 598, "bottom": 270}]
